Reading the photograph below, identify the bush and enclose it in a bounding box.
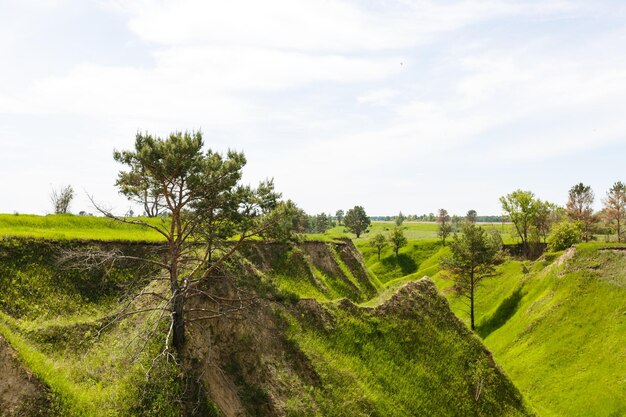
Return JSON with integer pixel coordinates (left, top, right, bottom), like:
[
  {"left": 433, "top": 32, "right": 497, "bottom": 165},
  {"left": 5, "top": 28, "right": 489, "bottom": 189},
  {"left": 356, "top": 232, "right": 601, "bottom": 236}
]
[{"left": 547, "top": 221, "right": 582, "bottom": 251}]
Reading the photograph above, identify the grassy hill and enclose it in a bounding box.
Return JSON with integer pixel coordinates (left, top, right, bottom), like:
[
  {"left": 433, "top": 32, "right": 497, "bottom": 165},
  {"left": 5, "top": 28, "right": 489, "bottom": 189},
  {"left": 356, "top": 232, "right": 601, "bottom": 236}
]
[
  {"left": 0, "top": 236, "right": 532, "bottom": 416},
  {"left": 434, "top": 243, "right": 626, "bottom": 417}
]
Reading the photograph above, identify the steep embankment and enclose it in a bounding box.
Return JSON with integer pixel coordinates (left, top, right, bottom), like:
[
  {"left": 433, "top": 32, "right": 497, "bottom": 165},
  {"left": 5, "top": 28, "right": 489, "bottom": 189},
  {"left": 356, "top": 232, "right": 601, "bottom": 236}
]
[
  {"left": 0, "top": 238, "right": 181, "bottom": 416},
  {"left": 0, "top": 237, "right": 531, "bottom": 416},
  {"left": 438, "top": 244, "right": 626, "bottom": 417},
  {"left": 240, "top": 239, "right": 380, "bottom": 302},
  {"left": 184, "top": 273, "right": 531, "bottom": 416}
]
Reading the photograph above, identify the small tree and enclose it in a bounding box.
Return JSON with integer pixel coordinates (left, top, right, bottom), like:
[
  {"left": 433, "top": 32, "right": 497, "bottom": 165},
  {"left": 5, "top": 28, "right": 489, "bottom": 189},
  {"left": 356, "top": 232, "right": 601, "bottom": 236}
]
[
  {"left": 369, "top": 233, "right": 387, "bottom": 260},
  {"left": 395, "top": 211, "right": 406, "bottom": 227},
  {"left": 262, "top": 200, "right": 307, "bottom": 242},
  {"left": 344, "top": 206, "right": 370, "bottom": 238},
  {"left": 603, "top": 181, "right": 626, "bottom": 242},
  {"left": 51, "top": 185, "right": 74, "bottom": 214},
  {"left": 335, "top": 209, "right": 344, "bottom": 225},
  {"left": 389, "top": 227, "right": 407, "bottom": 256},
  {"left": 500, "top": 190, "right": 540, "bottom": 256},
  {"left": 532, "top": 200, "right": 560, "bottom": 243},
  {"left": 466, "top": 210, "right": 478, "bottom": 224},
  {"left": 316, "top": 213, "right": 331, "bottom": 233},
  {"left": 566, "top": 183, "right": 596, "bottom": 242},
  {"left": 437, "top": 208, "right": 452, "bottom": 245},
  {"left": 443, "top": 223, "right": 501, "bottom": 330}
]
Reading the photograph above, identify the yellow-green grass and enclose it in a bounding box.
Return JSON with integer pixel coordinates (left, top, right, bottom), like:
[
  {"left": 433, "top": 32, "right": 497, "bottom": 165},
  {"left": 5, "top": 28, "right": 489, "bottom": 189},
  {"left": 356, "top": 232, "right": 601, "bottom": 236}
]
[
  {"left": 286, "top": 283, "right": 532, "bottom": 417},
  {"left": 316, "top": 221, "right": 518, "bottom": 244},
  {"left": 0, "top": 214, "right": 165, "bottom": 241},
  {"left": 0, "top": 238, "right": 186, "bottom": 416},
  {"left": 437, "top": 243, "right": 626, "bottom": 416},
  {"left": 0, "top": 236, "right": 532, "bottom": 416}
]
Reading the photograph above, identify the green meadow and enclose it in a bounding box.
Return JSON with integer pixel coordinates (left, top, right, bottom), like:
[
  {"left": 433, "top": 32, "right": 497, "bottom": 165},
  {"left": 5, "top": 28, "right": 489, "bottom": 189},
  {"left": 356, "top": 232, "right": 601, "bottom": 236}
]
[{"left": 0, "top": 214, "right": 165, "bottom": 241}]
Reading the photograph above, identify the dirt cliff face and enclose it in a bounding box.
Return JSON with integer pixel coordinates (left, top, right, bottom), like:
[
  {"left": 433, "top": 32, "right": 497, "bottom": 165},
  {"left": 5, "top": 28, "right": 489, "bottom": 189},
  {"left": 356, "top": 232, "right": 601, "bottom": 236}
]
[
  {"left": 0, "top": 335, "right": 50, "bottom": 417},
  {"left": 240, "top": 239, "right": 378, "bottom": 302}
]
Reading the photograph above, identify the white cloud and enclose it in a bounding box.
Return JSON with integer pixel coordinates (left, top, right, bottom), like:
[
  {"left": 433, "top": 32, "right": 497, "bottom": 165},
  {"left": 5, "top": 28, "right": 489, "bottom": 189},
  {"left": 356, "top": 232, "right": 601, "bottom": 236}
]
[
  {"left": 357, "top": 88, "right": 400, "bottom": 106},
  {"left": 2, "top": 0, "right": 625, "bottom": 215},
  {"left": 106, "top": 0, "right": 583, "bottom": 52}
]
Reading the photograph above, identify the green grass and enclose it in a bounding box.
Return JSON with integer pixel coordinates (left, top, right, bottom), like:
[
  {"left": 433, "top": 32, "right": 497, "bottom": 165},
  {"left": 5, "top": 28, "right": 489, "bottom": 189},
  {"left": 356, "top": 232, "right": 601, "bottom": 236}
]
[
  {"left": 285, "top": 280, "right": 531, "bottom": 416},
  {"left": 438, "top": 244, "right": 626, "bottom": 416},
  {"left": 0, "top": 218, "right": 536, "bottom": 415},
  {"left": 318, "top": 221, "right": 518, "bottom": 244},
  {"left": 0, "top": 214, "right": 165, "bottom": 241},
  {"left": 0, "top": 238, "right": 189, "bottom": 416}
]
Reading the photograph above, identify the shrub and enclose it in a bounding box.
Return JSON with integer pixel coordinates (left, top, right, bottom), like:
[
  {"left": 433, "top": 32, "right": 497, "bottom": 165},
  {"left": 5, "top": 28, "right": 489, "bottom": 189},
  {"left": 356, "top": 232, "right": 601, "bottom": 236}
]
[{"left": 547, "top": 221, "right": 582, "bottom": 251}]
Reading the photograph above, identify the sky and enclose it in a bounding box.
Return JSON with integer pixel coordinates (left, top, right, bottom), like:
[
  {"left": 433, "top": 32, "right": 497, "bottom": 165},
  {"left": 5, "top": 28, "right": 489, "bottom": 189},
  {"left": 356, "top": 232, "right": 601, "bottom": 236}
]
[{"left": 2, "top": 0, "right": 626, "bottom": 217}]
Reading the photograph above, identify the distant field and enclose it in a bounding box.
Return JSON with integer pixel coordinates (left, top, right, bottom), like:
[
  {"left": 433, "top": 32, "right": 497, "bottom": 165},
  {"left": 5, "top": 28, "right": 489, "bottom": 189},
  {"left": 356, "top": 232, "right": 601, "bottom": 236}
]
[
  {"left": 0, "top": 216, "right": 516, "bottom": 244},
  {"left": 0, "top": 214, "right": 165, "bottom": 241},
  {"left": 315, "top": 221, "right": 516, "bottom": 244}
]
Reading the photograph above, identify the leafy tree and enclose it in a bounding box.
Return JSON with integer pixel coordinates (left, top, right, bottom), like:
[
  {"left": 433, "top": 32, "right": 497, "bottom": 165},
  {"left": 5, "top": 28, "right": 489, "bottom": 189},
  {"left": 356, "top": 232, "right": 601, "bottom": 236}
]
[
  {"left": 335, "top": 209, "right": 344, "bottom": 225},
  {"left": 344, "top": 206, "right": 370, "bottom": 238},
  {"left": 369, "top": 233, "right": 387, "bottom": 260},
  {"left": 395, "top": 211, "right": 405, "bottom": 227},
  {"left": 50, "top": 185, "right": 74, "bottom": 214},
  {"left": 316, "top": 213, "right": 331, "bottom": 233},
  {"left": 466, "top": 210, "right": 478, "bottom": 224},
  {"left": 108, "top": 131, "right": 278, "bottom": 353},
  {"left": 532, "top": 200, "right": 561, "bottom": 243},
  {"left": 566, "top": 183, "right": 596, "bottom": 242},
  {"left": 443, "top": 223, "right": 501, "bottom": 330},
  {"left": 603, "top": 181, "right": 626, "bottom": 242},
  {"left": 262, "top": 200, "right": 307, "bottom": 242},
  {"left": 389, "top": 227, "right": 408, "bottom": 256},
  {"left": 547, "top": 221, "right": 582, "bottom": 251},
  {"left": 500, "top": 190, "right": 541, "bottom": 256},
  {"left": 437, "top": 208, "right": 452, "bottom": 245}
]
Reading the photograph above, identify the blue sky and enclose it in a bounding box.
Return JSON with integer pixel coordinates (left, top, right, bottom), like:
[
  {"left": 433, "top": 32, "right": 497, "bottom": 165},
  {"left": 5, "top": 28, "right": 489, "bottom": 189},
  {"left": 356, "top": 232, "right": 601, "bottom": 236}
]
[{"left": 1, "top": 0, "right": 626, "bottom": 216}]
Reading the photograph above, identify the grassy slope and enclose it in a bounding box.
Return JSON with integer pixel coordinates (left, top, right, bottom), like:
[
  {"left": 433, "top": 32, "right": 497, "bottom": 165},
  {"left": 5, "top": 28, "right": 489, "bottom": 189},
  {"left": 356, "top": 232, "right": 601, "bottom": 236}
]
[
  {"left": 242, "top": 239, "right": 531, "bottom": 415},
  {"left": 285, "top": 280, "right": 530, "bottom": 417},
  {"left": 0, "top": 226, "right": 531, "bottom": 416},
  {"left": 0, "top": 238, "right": 194, "bottom": 416},
  {"left": 437, "top": 244, "right": 626, "bottom": 417}
]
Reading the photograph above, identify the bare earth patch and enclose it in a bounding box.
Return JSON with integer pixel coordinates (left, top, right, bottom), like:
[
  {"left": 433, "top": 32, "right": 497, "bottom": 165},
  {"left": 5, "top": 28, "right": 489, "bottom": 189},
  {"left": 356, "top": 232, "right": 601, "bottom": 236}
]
[{"left": 0, "top": 335, "right": 49, "bottom": 417}]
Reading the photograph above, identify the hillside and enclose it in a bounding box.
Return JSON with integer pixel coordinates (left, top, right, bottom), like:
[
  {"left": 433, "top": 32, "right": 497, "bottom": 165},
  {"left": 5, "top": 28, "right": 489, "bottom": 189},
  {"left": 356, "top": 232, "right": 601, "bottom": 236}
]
[
  {"left": 435, "top": 244, "right": 626, "bottom": 416},
  {"left": 0, "top": 237, "right": 532, "bottom": 416}
]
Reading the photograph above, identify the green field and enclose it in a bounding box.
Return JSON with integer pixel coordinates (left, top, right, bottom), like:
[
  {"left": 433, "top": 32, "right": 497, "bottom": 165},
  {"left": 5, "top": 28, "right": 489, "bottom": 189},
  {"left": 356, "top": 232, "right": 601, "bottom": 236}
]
[{"left": 0, "top": 214, "right": 165, "bottom": 241}]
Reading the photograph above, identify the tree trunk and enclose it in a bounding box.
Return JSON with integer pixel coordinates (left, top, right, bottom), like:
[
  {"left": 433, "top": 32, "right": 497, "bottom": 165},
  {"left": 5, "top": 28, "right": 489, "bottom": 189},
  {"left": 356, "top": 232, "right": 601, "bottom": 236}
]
[
  {"left": 470, "top": 271, "right": 475, "bottom": 331},
  {"left": 172, "top": 289, "right": 185, "bottom": 351}
]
